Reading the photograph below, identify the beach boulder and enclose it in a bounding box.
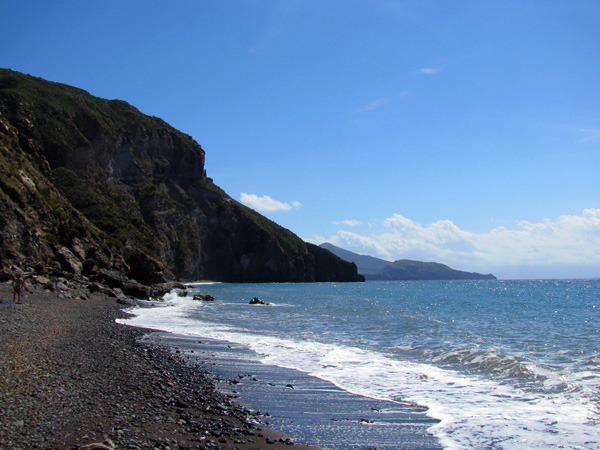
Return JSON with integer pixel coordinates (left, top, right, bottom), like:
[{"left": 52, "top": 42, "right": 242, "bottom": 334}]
[
  {"left": 87, "top": 282, "right": 114, "bottom": 297},
  {"left": 0, "top": 268, "right": 13, "bottom": 282},
  {"left": 150, "top": 282, "right": 187, "bottom": 298},
  {"left": 193, "top": 294, "right": 215, "bottom": 301},
  {"left": 56, "top": 246, "right": 83, "bottom": 275},
  {"left": 32, "top": 275, "right": 52, "bottom": 286},
  {"left": 90, "top": 269, "right": 129, "bottom": 289},
  {"left": 121, "top": 281, "right": 151, "bottom": 300}
]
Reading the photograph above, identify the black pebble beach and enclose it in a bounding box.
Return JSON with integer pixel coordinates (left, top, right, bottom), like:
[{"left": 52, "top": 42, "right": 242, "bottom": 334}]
[{"left": 0, "top": 282, "right": 321, "bottom": 450}]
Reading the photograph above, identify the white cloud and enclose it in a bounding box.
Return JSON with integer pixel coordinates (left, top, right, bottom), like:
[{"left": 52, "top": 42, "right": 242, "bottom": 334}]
[
  {"left": 333, "top": 219, "right": 362, "bottom": 227},
  {"left": 319, "top": 209, "right": 600, "bottom": 277},
  {"left": 240, "top": 193, "right": 301, "bottom": 213},
  {"left": 352, "top": 91, "right": 410, "bottom": 114},
  {"left": 577, "top": 126, "right": 600, "bottom": 143},
  {"left": 418, "top": 66, "right": 443, "bottom": 75},
  {"left": 353, "top": 97, "right": 391, "bottom": 114}
]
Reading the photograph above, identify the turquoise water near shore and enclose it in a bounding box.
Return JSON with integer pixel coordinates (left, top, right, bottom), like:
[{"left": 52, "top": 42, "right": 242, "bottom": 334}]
[{"left": 120, "top": 280, "right": 600, "bottom": 449}]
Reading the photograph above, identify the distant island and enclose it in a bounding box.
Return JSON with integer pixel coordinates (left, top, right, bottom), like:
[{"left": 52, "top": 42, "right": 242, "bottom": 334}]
[{"left": 320, "top": 243, "right": 497, "bottom": 281}]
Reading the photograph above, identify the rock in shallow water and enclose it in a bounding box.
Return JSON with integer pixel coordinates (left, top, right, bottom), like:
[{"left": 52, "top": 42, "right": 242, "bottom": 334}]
[{"left": 249, "top": 297, "right": 270, "bottom": 305}]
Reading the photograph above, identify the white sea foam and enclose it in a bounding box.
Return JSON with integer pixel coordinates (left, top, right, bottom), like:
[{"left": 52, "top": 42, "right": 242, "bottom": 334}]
[
  {"left": 185, "top": 281, "right": 222, "bottom": 286},
  {"left": 119, "top": 295, "right": 600, "bottom": 450}
]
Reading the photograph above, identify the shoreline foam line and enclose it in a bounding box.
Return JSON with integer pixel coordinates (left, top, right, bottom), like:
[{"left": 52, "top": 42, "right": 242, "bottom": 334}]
[
  {"left": 143, "top": 332, "right": 442, "bottom": 450},
  {"left": 119, "top": 286, "right": 600, "bottom": 450}
]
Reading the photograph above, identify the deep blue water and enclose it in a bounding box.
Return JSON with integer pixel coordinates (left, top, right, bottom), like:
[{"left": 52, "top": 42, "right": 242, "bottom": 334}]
[{"left": 121, "top": 280, "right": 600, "bottom": 449}]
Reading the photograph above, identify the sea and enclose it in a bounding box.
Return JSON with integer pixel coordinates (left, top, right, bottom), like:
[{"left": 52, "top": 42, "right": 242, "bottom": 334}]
[{"left": 118, "top": 279, "right": 600, "bottom": 450}]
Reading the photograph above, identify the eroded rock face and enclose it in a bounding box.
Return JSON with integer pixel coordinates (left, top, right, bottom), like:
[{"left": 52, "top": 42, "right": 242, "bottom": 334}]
[
  {"left": 56, "top": 246, "right": 83, "bottom": 275},
  {"left": 0, "top": 69, "right": 363, "bottom": 283}
]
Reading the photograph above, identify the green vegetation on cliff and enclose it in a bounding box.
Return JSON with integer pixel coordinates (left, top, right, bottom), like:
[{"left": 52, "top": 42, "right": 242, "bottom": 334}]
[{"left": 0, "top": 68, "right": 362, "bottom": 283}]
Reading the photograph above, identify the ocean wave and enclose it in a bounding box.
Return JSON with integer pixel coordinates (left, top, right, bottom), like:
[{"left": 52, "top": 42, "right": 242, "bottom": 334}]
[
  {"left": 118, "top": 283, "right": 600, "bottom": 450},
  {"left": 428, "top": 347, "right": 551, "bottom": 381}
]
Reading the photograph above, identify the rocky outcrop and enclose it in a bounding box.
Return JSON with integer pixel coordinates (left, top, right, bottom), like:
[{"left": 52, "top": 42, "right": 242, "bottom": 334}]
[
  {"left": 0, "top": 69, "right": 362, "bottom": 283},
  {"left": 249, "top": 297, "right": 270, "bottom": 305}
]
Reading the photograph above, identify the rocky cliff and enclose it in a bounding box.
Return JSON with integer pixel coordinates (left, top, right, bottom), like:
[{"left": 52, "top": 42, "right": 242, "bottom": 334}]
[{"left": 0, "top": 69, "right": 363, "bottom": 284}]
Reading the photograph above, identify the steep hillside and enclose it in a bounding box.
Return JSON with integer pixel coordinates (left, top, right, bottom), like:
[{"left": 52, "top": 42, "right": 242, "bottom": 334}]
[
  {"left": 320, "top": 242, "right": 391, "bottom": 275},
  {"left": 0, "top": 69, "right": 362, "bottom": 283},
  {"left": 321, "top": 243, "right": 496, "bottom": 280}
]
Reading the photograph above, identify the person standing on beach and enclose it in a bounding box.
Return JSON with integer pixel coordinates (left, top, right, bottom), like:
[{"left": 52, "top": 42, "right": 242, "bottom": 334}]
[{"left": 13, "top": 274, "right": 25, "bottom": 304}]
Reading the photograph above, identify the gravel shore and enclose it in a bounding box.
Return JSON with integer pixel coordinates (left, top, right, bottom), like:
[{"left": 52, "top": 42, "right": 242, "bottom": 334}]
[{"left": 0, "top": 281, "right": 322, "bottom": 450}]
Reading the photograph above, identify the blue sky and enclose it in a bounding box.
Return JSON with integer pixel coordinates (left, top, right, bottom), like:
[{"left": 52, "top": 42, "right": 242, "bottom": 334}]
[{"left": 2, "top": 1, "right": 599, "bottom": 279}]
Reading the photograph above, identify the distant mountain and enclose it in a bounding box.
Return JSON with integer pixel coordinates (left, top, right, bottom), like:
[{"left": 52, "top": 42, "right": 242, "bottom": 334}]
[
  {"left": 372, "top": 260, "right": 497, "bottom": 281},
  {"left": 320, "top": 243, "right": 497, "bottom": 281},
  {"left": 320, "top": 243, "right": 391, "bottom": 275}
]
